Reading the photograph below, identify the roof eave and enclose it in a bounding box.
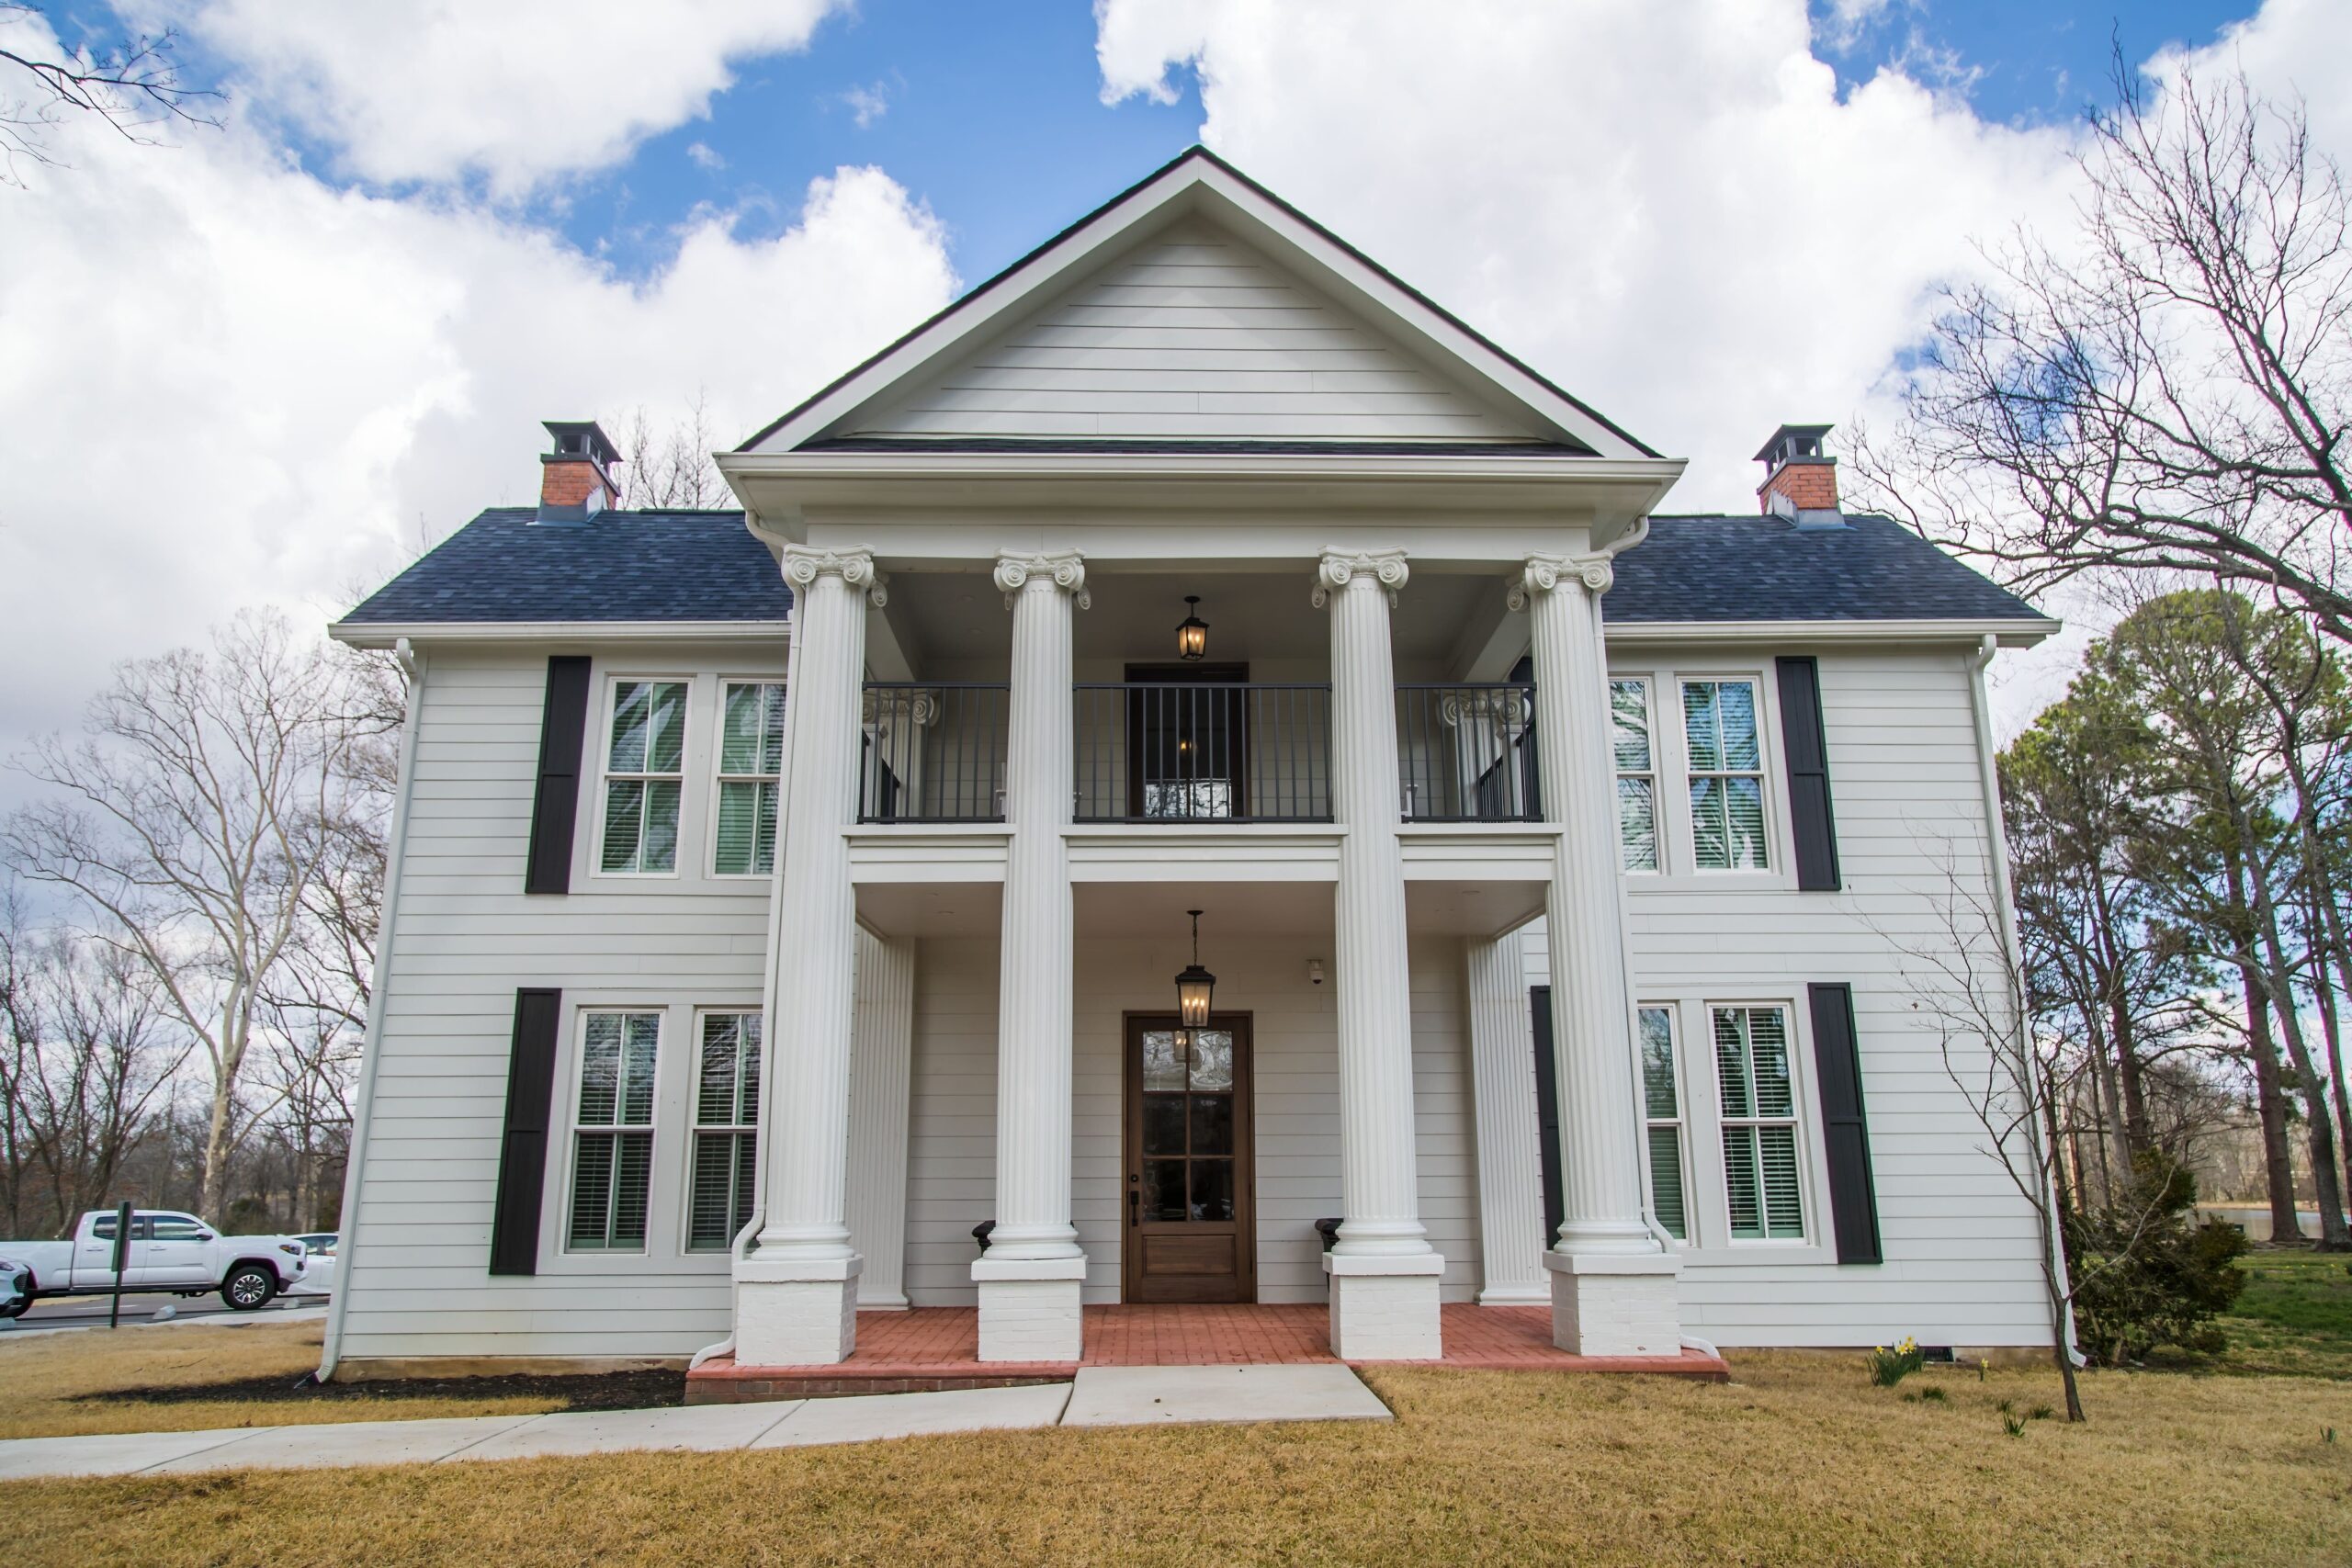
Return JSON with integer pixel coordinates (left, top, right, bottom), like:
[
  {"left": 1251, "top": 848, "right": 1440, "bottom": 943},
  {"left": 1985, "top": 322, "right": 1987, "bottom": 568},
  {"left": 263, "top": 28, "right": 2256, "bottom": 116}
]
[
  {"left": 1602, "top": 615, "right": 2062, "bottom": 648},
  {"left": 329, "top": 618, "right": 793, "bottom": 649}
]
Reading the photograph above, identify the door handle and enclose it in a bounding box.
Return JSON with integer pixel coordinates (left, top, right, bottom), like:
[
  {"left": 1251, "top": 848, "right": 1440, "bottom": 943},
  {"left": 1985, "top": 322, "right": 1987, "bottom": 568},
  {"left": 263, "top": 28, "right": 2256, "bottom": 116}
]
[{"left": 1127, "top": 1190, "right": 1139, "bottom": 1228}]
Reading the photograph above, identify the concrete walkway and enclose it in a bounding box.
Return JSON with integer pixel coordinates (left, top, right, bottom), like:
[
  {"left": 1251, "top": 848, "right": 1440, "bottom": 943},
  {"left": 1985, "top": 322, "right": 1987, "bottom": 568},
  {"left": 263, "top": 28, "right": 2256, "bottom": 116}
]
[{"left": 0, "top": 1363, "right": 1390, "bottom": 1483}]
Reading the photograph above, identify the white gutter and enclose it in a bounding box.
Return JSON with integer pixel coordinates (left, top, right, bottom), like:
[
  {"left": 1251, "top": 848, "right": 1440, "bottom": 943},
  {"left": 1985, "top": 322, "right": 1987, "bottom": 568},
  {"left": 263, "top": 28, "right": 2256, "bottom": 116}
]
[
  {"left": 319, "top": 638, "right": 424, "bottom": 1382},
  {"left": 329, "top": 619, "right": 790, "bottom": 650},
  {"left": 1965, "top": 634, "right": 2085, "bottom": 1368}
]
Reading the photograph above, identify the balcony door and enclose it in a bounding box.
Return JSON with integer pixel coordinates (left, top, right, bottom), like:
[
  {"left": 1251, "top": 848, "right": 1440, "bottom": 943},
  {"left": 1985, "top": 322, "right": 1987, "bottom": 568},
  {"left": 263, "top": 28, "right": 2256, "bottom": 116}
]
[
  {"left": 1123, "top": 1012, "right": 1256, "bottom": 1303},
  {"left": 1125, "top": 662, "right": 1248, "bottom": 821}
]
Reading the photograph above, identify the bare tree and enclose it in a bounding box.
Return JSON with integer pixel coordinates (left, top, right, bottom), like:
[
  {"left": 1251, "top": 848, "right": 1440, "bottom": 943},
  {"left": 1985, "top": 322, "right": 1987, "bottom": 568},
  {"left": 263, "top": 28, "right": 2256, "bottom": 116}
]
[
  {"left": 0, "top": 3, "right": 222, "bottom": 187},
  {"left": 1851, "top": 60, "right": 2352, "bottom": 644},
  {"left": 609, "top": 391, "right": 731, "bottom": 511},
  {"left": 1, "top": 612, "right": 367, "bottom": 1218}
]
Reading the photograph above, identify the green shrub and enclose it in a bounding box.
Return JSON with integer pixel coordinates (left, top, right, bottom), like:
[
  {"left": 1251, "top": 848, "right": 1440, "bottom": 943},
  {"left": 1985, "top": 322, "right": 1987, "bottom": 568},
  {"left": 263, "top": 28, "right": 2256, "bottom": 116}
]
[
  {"left": 2065, "top": 1160, "right": 2249, "bottom": 1365},
  {"left": 1867, "top": 1337, "right": 1926, "bottom": 1387}
]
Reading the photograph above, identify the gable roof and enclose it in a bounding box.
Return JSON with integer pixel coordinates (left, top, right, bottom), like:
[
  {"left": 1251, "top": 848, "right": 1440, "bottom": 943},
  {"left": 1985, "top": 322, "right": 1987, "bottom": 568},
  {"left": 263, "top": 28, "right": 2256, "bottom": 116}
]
[{"left": 739, "top": 146, "right": 1659, "bottom": 460}]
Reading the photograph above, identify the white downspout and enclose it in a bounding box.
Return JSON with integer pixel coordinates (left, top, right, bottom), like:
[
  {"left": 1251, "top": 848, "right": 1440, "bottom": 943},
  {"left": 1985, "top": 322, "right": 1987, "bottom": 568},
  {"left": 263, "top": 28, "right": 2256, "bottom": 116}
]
[
  {"left": 318, "top": 637, "right": 424, "bottom": 1382},
  {"left": 1966, "top": 633, "right": 2084, "bottom": 1369}
]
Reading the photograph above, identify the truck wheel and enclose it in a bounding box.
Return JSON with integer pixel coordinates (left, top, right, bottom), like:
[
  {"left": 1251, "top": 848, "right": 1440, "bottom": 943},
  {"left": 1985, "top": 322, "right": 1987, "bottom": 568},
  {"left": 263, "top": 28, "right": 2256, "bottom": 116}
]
[{"left": 221, "top": 1265, "right": 277, "bottom": 1311}]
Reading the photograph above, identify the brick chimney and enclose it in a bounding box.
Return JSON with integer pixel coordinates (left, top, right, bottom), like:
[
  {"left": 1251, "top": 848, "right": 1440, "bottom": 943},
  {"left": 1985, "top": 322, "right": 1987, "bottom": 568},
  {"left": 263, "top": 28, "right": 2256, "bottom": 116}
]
[
  {"left": 537, "top": 420, "right": 620, "bottom": 523},
  {"left": 1755, "top": 423, "right": 1841, "bottom": 525}
]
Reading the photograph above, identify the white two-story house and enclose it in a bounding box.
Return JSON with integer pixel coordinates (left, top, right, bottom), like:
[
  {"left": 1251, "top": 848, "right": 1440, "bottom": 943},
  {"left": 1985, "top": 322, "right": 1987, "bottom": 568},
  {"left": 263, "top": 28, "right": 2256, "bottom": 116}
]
[{"left": 322, "top": 149, "right": 2059, "bottom": 1382}]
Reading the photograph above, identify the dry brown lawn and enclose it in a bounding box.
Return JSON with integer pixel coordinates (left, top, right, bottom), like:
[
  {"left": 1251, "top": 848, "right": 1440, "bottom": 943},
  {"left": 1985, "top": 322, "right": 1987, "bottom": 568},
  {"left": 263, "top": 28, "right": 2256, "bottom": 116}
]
[
  {"left": 6, "top": 1350, "right": 2349, "bottom": 1566},
  {"left": 0, "top": 1319, "right": 561, "bottom": 1438}
]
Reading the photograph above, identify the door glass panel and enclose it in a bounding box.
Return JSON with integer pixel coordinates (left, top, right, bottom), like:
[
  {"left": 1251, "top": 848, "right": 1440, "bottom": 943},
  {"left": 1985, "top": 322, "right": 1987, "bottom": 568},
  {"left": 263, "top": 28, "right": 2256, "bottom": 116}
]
[
  {"left": 1187, "top": 1030, "right": 1234, "bottom": 1091},
  {"left": 1142, "top": 1094, "right": 1186, "bottom": 1156},
  {"left": 1141, "top": 1031, "right": 1186, "bottom": 1092},
  {"left": 1189, "top": 1094, "right": 1233, "bottom": 1156},
  {"left": 1143, "top": 1159, "right": 1189, "bottom": 1221},
  {"left": 1190, "top": 1159, "right": 1235, "bottom": 1222}
]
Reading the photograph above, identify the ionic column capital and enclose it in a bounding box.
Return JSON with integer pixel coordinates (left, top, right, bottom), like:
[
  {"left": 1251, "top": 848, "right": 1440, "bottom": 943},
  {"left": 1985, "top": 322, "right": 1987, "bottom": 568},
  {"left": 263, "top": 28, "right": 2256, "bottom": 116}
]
[
  {"left": 1313, "top": 549, "right": 1409, "bottom": 609},
  {"left": 1506, "top": 551, "right": 1612, "bottom": 611},
  {"left": 783, "top": 545, "right": 888, "bottom": 606},
  {"left": 861, "top": 686, "right": 941, "bottom": 733},
  {"left": 994, "top": 550, "right": 1090, "bottom": 611}
]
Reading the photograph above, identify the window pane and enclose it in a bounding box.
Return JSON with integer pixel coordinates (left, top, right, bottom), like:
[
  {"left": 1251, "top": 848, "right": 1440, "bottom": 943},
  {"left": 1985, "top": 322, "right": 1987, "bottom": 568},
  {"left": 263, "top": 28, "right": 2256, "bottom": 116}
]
[
  {"left": 1689, "top": 777, "right": 1729, "bottom": 871},
  {"left": 687, "top": 1132, "right": 738, "bottom": 1250},
  {"left": 1723, "top": 1127, "right": 1762, "bottom": 1240},
  {"left": 1681, "top": 682, "right": 1722, "bottom": 772},
  {"left": 642, "top": 781, "right": 680, "bottom": 873},
  {"left": 570, "top": 1134, "right": 615, "bottom": 1247},
  {"left": 1610, "top": 680, "right": 1651, "bottom": 770},
  {"left": 1713, "top": 1009, "right": 1753, "bottom": 1120},
  {"left": 646, "top": 683, "right": 686, "bottom": 773},
  {"left": 1618, "top": 778, "right": 1657, "bottom": 871},
  {"left": 1188, "top": 1030, "right": 1234, "bottom": 1091},
  {"left": 579, "top": 1015, "right": 620, "bottom": 1125},
  {"left": 1143, "top": 1159, "right": 1187, "bottom": 1221},
  {"left": 1141, "top": 1031, "right": 1185, "bottom": 1091},
  {"left": 721, "top": 683, "right": 763, "bottom": 774},
  {"left": 752, "top": 781, "right": 777, "bottom": 874},
  {"left": 759, "top": 684, "right": 787, "bottom": 773},
  {"left": 1648, "top": 1126, "right": 1687, "bottom": 1240},
  {"left": 1189, "top": 1093, "right": 1234, "bottom": 1156},
  {"left": 697, "top": 1016, "right": 740, "bottom": 1124},
  {"left": 738, "top": 1016, "right": 762, "bottom": 1124},
  {"left": 1759, "top": 1125, "right": 1804, "bottom": 1238},
  {"left": 601, "top": 780, "right": 644, "bottom": 872},
  {"left": 733, "top": 1130, "right": 757, "bottom": 1235},
  {"left": 1725, "top": 777, "right": 1769, "bottom": 869},
  {"left": 609, "top": 682, "right": 651, "bottom": 772},
  {"left": 1190, "top": 1158, "right": 1235, "bottom": 1222},
  {"left": 611, "top": 1131, "right": 652, "bottom": 1247},
  {"left": 1716, "top": 682, "right": 1759, "bottom": 770},
  {"left": 1749, "top": 1008, "right": 1792, "bottom": 1117},
  {"left": 1638, "top": 1008, "right": 1677, "bottom": 1118},
  {"left": 1142, "top": 1093, "right": 1185, "bottom": 1156},
  {"left": 621, "top": 1014, "right": 659, "bottom": 1125},
  {"left": 715, "top": 781, "right": 761, "bottom": 875}
]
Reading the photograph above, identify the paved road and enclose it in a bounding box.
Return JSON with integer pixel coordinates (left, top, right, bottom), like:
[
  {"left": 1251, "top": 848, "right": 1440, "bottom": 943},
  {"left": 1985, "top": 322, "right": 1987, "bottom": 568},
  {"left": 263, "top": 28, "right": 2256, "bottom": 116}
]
[{"left": 4, "top": 1290, "right": 330, "bottom": 1335}]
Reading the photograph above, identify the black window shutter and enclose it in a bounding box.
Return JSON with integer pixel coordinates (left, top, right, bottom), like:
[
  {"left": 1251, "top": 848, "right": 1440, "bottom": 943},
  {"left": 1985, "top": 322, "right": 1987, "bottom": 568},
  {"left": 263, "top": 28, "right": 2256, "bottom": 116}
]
[
  {"left": 489, "top": 987, "right": 562, "bottom": 1275},
  {"left": 1776, "top": 656, "right": 1841, "bottom": 891},
  {"left": 525, "top": 656, "right": 593, "bottom": 895},
  {"left": 1808, "top": 982, "right": 1882, "bottom": 1265},
  {"left": 1530, "top": 986, "right": 1564, "bottom": 1251}
]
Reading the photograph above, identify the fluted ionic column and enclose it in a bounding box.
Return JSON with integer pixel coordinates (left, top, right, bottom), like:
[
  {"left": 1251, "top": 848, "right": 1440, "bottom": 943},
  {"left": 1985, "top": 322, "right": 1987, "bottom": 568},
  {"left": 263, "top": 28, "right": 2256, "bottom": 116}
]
[
  {"left": 736, "top": 545, "right": 882, "bottom": 1365},
  {"left": 1315, "top": 549, "right": 1443, "bottom": 1359},
  {"left": 976, "top": 550, "right": 1088, "bottom": 1361},
  {"left": 1512, "top": 548, "right": 1681, "bottom": 1356},
  {"left": 848, "top": 929, "right": 916, "bottom": 1309},
  {"left": 1464, "top": 932, "right": 1549, "bottom": 1303}
]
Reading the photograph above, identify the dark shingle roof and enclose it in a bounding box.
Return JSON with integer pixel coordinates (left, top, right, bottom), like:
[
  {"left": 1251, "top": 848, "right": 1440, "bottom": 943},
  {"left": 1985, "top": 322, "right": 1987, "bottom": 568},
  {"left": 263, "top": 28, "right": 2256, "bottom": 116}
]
[
  {"left": 338, "top": 503, "right": 2043, "bottom": 630},
  {"left": 339, "top": 508, "right": 791, "bottom": 626},
  {"left": 1606, "top": 513, "right": 2046, "bottom": 624}
]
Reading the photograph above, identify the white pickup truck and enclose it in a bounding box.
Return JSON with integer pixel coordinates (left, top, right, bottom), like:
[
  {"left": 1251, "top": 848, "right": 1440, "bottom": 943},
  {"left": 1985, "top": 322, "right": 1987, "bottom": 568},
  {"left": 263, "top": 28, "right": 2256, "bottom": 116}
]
[{"left": 0, "top": 1210, "right": 308, "bottom": 1314}]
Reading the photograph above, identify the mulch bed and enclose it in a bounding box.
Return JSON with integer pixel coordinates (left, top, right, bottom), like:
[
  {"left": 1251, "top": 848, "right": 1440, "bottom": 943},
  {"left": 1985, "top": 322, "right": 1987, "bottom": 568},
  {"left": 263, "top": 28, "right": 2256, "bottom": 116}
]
[{"left": 74, "top": 1368, "right": 686, "bottom": 1412}]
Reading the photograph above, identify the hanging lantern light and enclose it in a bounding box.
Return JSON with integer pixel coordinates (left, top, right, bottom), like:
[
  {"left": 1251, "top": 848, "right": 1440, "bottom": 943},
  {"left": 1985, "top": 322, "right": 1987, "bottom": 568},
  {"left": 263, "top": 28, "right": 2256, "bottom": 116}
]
[
  {"left": 1175, "top": 595, "right": 1209, "bottom": 661},
  {"left": 1174, "top": 908, "right": 1216, "bottom": 1028}
]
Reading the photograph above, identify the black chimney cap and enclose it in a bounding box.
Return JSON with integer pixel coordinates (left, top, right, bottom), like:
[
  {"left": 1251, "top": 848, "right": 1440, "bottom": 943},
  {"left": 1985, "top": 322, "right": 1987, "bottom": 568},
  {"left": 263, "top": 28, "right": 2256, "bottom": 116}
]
[
  {"left": 1754, "top": 423, "right": 1834, "bottom": 466},
  {"left": 543, "top": 420, "right": 620, "bottom": 468}
]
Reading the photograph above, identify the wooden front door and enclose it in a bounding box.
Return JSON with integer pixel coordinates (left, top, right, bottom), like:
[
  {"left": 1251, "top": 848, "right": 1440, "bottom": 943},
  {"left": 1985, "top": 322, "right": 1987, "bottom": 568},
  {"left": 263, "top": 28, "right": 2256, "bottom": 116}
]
[{"left": 1122, "top": 1011, "right": 1256, "bottom": 1303}]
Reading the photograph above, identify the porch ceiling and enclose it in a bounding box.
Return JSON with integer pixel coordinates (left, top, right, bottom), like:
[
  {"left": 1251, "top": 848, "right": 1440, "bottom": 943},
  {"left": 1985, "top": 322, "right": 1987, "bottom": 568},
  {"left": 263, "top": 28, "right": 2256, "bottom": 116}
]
[{"left": 1072, "top": 879, "right": 1333, "bottom": 938}]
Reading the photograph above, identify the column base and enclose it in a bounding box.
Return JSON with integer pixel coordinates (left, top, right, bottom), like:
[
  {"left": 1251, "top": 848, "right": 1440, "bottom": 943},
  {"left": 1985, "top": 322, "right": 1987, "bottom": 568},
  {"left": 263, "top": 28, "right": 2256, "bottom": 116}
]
[
  {"left": 734, "top": 1254, "right": 863, "bottom": 1365},
  {"left": 1323, "top": 1252, "right": 1445, "bottom": 1359},
  {"left": 1544, "top": 1249, "right": 1681, "bottom": 1357},
  {"left": 1476, "top": 1281, "right": 1554, "bottom": 1307},
  {"left": 973, "top": 1256, "right": 1086, "bottom": 1362}
]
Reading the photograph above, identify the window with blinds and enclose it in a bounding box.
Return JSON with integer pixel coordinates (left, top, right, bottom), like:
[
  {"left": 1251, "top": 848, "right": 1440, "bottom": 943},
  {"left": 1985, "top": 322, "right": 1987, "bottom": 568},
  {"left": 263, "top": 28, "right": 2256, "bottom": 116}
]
[
  {"left": 1682, "top": 679, "right": 1770, "bottom": 871},
  {"left": 601, "top": 681, "right": 688, "bottom": 874},
  {"left": 1713, "top": 1004, "right": 1805, "bottom": 1240},
  {"left": 1637, "top": 1006, "right": 1688, "bottom": 1240},
  {"left": 569, "top": 1011, "right": 660, "bottom": 1251},
  {"left": 688, "top": 1011, "right": 761, "bottom": 1251},
  {"left": 1611, "top": 678, "right": 1659, "bottom": 872},
  {"left": 714, "top": 682, "right": 785, "bottom": 876}
]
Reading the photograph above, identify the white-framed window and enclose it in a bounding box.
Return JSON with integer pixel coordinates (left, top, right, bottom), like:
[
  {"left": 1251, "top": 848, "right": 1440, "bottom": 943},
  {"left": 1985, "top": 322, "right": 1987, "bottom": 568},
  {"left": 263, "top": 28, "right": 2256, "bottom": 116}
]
[
  {"left": 1611, "top": 678, "right": 1659, "bottom": 871},
  {"left": 1637, "top": 1005, "right": 1688, "bottom": 1240},
  {"left": 1713, "top": 1004, "right": 1805, "bottom": 1241},
  {"left": 713, "top": 682, "right": 786, "bottom": 876},
  {"left": 1680, "top": 678, "right": 1770, "bottom": 871},
  {"left": 568, "top": 1010, "right": 661, "bottom": 1251},
  {"left": 686, "top": 1011, "right": 761, "bottom": 1251},
  {"left": 599, "top": 680, "right": 689, "bottom": 874}
]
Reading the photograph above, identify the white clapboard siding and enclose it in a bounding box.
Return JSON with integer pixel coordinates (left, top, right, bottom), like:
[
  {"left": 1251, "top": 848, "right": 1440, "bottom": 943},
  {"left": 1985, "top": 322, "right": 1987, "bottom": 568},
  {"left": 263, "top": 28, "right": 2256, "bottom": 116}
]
[
  {"left": 339, "top": 646, "right": 784, "bottom": 1366},
  {"left": 902, "top": 933, "right": 1480, "bottom": 1306},
  {"left": 849, "top": 218, "right": 1544, "bottom": 443},
  {"left": 1517, "top": 646, "right": 2051, "bottom": 1348}
]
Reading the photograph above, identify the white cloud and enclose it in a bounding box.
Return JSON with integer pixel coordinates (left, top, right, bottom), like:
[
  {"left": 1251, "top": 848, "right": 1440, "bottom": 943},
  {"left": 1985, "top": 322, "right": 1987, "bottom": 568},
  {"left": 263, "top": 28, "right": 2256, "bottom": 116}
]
[
  {"left": 0, "top": 13, "right": 956, "bottom": 798},
  {"left": 686, "top": 141, "right": 726, "bottom": 171},
  {"left": 839, "top": 81, "right": 890, "bottom": 129},
  {"left": 1094, "top": 0, "right": 2352, "bottom": 729},
  {"left": 162, "top": 0, "right": 847, "bottom": 193}
]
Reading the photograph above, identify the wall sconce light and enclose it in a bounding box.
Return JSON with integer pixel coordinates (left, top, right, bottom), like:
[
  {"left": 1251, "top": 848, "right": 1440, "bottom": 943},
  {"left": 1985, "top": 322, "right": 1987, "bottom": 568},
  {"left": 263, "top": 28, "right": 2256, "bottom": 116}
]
[{"left": 1307, "top": 958, "right": 1325, "bottom": 987}]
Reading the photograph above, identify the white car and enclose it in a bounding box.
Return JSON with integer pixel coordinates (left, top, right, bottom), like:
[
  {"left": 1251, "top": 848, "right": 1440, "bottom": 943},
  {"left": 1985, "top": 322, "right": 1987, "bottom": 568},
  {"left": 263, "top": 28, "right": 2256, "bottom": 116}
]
[
  {"left": 286, "top": 1233, "right": 337, "bottom": 1295},
  {"left": 2, "top": 1210, "right": 307, "bottom": 1311}
]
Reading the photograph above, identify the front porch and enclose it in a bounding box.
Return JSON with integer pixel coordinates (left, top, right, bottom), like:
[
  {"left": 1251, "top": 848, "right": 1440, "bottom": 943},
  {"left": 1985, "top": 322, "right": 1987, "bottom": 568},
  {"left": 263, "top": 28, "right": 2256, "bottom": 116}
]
[{"left": 687, "top": 1303, "right": 1729, "bottom": 1401}]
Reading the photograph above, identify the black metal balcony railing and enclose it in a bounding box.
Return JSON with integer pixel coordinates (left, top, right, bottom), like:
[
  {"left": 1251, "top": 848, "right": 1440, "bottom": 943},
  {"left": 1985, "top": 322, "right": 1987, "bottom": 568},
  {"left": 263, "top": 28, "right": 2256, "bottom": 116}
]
[
  {"left": 1074, "top": 682, "right": 1333, "bottom": 823},
  {"left": 857, "top": 682, "right": 1010, "bottom": 823},
  {"left": 1396, "top": 682, "right": 1541, "bottom": 822}
]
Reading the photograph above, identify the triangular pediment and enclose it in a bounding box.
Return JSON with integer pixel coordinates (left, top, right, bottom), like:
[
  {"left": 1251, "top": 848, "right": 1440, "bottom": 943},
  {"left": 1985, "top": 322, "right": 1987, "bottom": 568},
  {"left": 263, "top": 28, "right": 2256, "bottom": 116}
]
[{"left": 741, "top": 149, "right": 1657, "bottom": 460}]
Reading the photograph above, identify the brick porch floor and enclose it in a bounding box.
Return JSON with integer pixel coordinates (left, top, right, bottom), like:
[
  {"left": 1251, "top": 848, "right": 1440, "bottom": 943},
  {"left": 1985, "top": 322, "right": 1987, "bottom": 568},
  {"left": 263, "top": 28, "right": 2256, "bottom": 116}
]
[{"left": 686, "top": 1303, "right": 1729, "bottom": 1401}]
